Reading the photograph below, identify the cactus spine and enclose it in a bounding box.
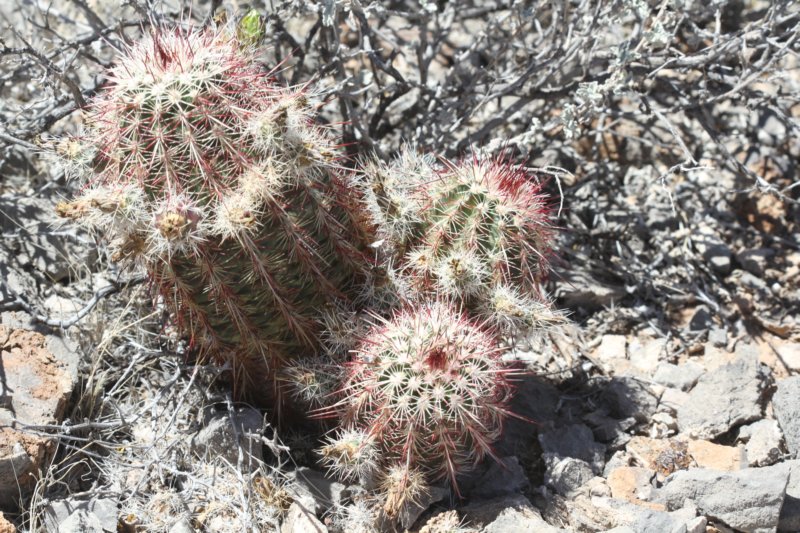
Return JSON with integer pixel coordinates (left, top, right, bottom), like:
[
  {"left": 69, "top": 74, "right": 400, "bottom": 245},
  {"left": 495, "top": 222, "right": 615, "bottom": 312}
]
[{"left": 56, "top": 26, "right": 370, "bottom": 400}]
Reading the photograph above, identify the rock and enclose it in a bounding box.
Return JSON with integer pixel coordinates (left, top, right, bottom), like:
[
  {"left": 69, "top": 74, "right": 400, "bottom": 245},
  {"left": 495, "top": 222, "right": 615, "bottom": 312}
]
[
  {"left": 471, "top": 456, "right": 529, "bottom": 498},
  {"left": 694, "top": 229, "right": 733, "bottom": 274},
  {"left": 582, "top": 476, "right": 612, "bottom": 498},
  {"left": 738, "top": 419, "right": 783, "bottom": 467},
  {"left": 650, "top": 412, "right": 678, "bottom": 437},
  {"left": 708, "top": 327, "right": 728, "bottom": 348},
  {"left": 461, "top": 494, "right": 566, "bottom": 533},
  {"left": 496, "top": 376, "right": 560, "bottom": 456},
  {"left": 43, "top": 498, "right": 118, "bottom": 533},
  {"left": 688, "top": 307, "right": 713, "bottom": 332},
  {"left": 775, "top": 343, "right": 800, "bottom": 372},
  {"left": 583, "top": 411, "right": 636, "bottom": 448},
  {"left": 686, "top": 440, "right": 742, "bottom": 471},
  {"left": 595, "top": 335, "right": 627, "bottom": 364},
  {"left": 0, "top": 513, "right": 15, "bottom": 533},
  {"left": 708, "top": 253, "right": 733, "bottom": 274},
  {"left": 396, "top": 485, "right": 448, "bottom": 530},
  {"left": 0, "top": 317, "right": 80, "bottom": 509},
  {"left": 606, "top": 466, "right": 657, "bottom": 506},
  {"left": 737, "top": 248, "right": 775, "bottom": 276},
  {"left": 539, "top": 423, "right": 606, "bottom": 474},
  {"left": 545, "top": 457, "right": 594, "bottom": 498},
  {"left": 659, "top": 387, "right": 690, "bottom": 414},
  {"left": 773, "top": 376, "right": 800, "bottom": 457},
  {"left": 755, "top": 112, "right": 787, "bottom": 146},
  {"left": 58, "top": 509, "right": 105, "bottom": 533},
  {"left": 652, "top": 361, "right": 705, "bottom": 392},
  {"left": 281, "top": 502, "right": 327, "bottom": 533},
  {"left": 685, "top": 516, "right": 707, "bottom": 533},
  {"left": 658, "top": 461, "right": 793, "bottom": 532},
  {"left": 627, "top": 337, "right": 665, "bottom": 374},
  {"left": 599, "top": 376, "right": 659, "bottom": 423},
  {"left": 780, "top": 462, "right": 800, "bottom": 532},
  {"left": 584, "top": 496, "right": 689, "bottom": 532},
  {"left": 677, "top": 353, "right": 770, "bottom": 439},
  {"left": 286, "top": 467, "right": 349, "bottom": 516},
  {"left": 484, "top": 506, "right": 564, "bottom": 533},
  {"left": 192, "top": 406, "right": 263, "bottom": 467}
]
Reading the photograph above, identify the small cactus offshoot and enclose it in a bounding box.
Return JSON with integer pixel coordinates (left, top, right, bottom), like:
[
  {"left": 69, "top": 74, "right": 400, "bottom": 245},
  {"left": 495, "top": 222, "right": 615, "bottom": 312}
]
[
  {"left": 55, "top": 25, "right": 370, "bottom": 401},
  {"left": 362, "top": 150, "right": 558, "bottom": 333},
  {"left": 321, "top": 302, "right": 517, "bottom": 497}
]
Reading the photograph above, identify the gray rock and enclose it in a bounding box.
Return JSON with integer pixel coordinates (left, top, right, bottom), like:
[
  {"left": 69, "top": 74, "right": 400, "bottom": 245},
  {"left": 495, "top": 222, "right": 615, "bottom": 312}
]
[
  {"left": 694, "top": 230, "right": 732, "bottom": 275},
  {"left": 708, "top": 253, "right": 733, "bottom": 274},
  {"left": 737, "top": 248, "right": 775, "bottom": 277},
  {"left": 628, "top": 337, "right": 665, "bottom": 374},
  {"left": 658, "top": 461, "right": 793, "bottom": 533},
  {"left": 773, "top": 376, "right": 800, "bottom": 457},
  {"left": 686, "top": 516, "right": 708, "bottom": 533},
  {"left": 583, "top": 410, "right": 636, "bottom": 448},
  {"left": 779, "top": 461, "right": 800, "bottom": 532},
  {"left": 545, "top": 457, "right": 594, "bottom": 498},
  {"left": 539, "top": 423, "right": 606, "bottom": 474},
  {"left": 775, "top": 343, "right": 800, "bottom": 372},
  {"left": 600, "top": 376, "right": 659, "bottom": 423},
  {"left": 58, "top": 509, "right": 105, "bottom": 533},
  {"left": 45, "top": 498, "right": 118, "bottom": 533},
  {"left": 496, "top": 376, "right": 560, "bottom": 456},
  {"left": 708, "top": 327, "right": 728, "bottom": 348},
  {"left": 738, "top": 419, "right": 783, "bottom": 467},
  {"left": 595, "top": 335, "right": 627, "bottom": 362},
  {"left": 755, "top": 113, "right": 787, "bottom": 146},
  {"left": 603, "top": 450, "right": 633, "bottom": 478},
  {"left": 485, "top": 506, "right": 565, "bottom": 533},
  {"left": 461, "top": 494, "right": 567, "bottom": 533},
  {"left": 397, "top": 485, "right": 447, "bottom": 530},
  {"left": 653, "top": 361, "right": 705, "bottom": 392},
  {"left": 192, "top": 406, "right": 263, "bottom": 467},
  {"left": 677, "top": 353, "right": 770, "bottom": 439},
  {"left": 588, "top": 496, "right": 690, "bottom": 533},
  {"left": 286, "top": 467, "right": 349, "bottom": 516},
  {"left": 281, "top": 502, "right": 327, "bottom": 533},
  {"left": 688, "top": 307, "right": 713, "bottom": 332},
  {"left": 470, "top": 456, "right": 529, "bottom": 499}
]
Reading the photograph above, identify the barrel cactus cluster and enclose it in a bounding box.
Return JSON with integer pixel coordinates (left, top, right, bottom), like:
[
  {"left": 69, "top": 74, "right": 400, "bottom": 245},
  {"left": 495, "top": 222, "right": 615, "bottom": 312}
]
[{"left": 54, "top": 18, "right": 557, "bottom": 519}]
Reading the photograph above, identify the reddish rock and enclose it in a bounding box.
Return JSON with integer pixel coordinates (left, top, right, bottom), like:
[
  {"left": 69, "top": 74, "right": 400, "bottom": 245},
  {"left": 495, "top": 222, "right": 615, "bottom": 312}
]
[{"left": 0, "top": 315, "right": 79, "bottom": 509}]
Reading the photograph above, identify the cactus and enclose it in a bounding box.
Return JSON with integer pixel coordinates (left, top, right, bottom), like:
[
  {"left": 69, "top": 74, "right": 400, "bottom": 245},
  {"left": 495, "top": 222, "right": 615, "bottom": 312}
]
[
  {"left": 362, "top": 150, "right": 559, "bottom": 333},
  {"left": 320, "top": 302, "right": 517, "bottom": 502},
  {"left": 54, "top": 25, "right": 371, "bottom": 401}
]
